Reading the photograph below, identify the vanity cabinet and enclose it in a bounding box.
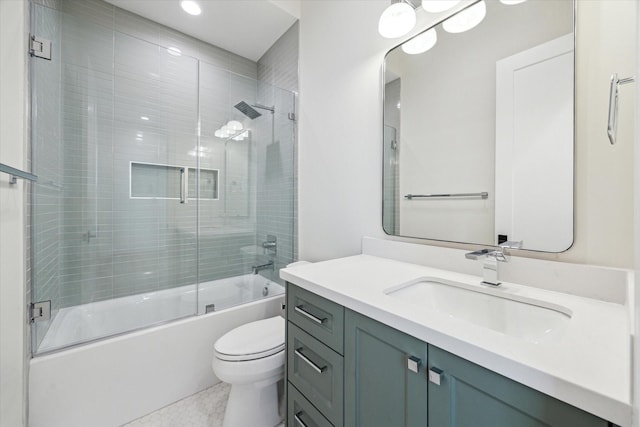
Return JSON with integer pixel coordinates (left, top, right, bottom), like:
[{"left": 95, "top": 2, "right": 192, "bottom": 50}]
[
  {"left": 286, "top": 284, "right": 613, "bottom": 427},
  {"left": 286, "top": 284, "right": 345, "bottom": 427},
  {"left": 344, "top": 310, "right": 428, "bottom": 427},
  {"left": 428, "top": 345, "right": 610, "bottom": 427}
]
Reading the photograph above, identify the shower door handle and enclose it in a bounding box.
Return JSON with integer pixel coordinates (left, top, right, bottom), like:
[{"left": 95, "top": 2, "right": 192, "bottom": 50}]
[{"left": 180, "top": 167, "right": 188, "bottom": 204}]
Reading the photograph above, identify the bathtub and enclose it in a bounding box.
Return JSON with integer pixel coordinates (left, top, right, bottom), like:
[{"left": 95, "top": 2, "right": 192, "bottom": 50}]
[
  {"left": 29, "top": 274, "right": 285, "bottom": 427},
  {"left": 37, "top": 274, "right": 284, "bottom": 353}
]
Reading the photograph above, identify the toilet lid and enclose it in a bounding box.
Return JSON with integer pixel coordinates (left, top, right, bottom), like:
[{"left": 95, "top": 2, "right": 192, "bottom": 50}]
[{"left": 214, "top": 316, "right": 285, "bottom": 361}]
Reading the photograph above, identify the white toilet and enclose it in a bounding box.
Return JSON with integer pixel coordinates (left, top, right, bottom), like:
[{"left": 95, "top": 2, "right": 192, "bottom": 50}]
[{"left": 212, "top": 315, "right": 285, "bottom": 427}]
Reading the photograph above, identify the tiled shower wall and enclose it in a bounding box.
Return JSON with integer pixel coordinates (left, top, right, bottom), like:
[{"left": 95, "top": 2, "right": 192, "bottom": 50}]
[
  {"left": 256, "top": 23, "right": 299, "bottom": 272},
  {"left": 31, "top": 0, "right": 298, "bottom": 319}
]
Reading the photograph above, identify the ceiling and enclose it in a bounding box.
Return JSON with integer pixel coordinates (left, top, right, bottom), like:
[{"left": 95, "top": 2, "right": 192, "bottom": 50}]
[{"left": 103, "top": 0, "right": 300, "bottom": 61}]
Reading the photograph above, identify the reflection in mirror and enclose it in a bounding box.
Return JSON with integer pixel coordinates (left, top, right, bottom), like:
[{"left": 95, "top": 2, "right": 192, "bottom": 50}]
[{"left": 383, "top": 0, "right": 574, "bottom": 252}]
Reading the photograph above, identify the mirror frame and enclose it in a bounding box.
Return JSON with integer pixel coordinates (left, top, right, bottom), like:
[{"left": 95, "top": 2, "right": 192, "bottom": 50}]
[{"left": 381, "top": 0, "right": 576, "bottom": 252}]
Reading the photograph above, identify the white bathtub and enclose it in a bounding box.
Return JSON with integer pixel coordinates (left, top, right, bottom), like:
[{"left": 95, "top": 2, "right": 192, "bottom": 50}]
[
  {"left": 38, "top": 274, "right": 284, "bottom": 353},
  {"left": 29, "top": 274, "right": 285, "bottom": 427}
]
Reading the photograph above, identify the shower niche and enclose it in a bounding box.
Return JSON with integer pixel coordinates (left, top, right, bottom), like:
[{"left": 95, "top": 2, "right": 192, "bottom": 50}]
[{"left": 130, "top": 162, "right": 220, "bottom": 201}]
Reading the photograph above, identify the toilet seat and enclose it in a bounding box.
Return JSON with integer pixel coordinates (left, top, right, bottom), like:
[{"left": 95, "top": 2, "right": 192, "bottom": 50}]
[{"left": 214, "top": 316, "right": 285, "bottom": 362}]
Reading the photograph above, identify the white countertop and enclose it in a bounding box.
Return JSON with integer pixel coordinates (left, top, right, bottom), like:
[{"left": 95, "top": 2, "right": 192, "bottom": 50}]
[{"left": 280, "top": 254, "right": 632, "bottom": 427}]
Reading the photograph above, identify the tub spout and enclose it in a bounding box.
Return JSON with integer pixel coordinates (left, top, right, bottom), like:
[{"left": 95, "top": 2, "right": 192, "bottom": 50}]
[{"left": 252, "top": 260, "right": 274, "bottom": 275}]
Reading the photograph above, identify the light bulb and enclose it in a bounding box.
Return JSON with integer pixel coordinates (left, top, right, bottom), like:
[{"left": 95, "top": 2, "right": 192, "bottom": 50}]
[
  {"left": 442, "top": 0, "right": 486, "bottom": 33},
  {"left": 227, "top": 120, "right": 243, "bottom": 131},
  {"left": 402, "top": 28, "right": 437, "bottom": 54},
  {"left": 214, "top": 130, "right": 223, "bottom": 138},
  {"left": 421, "top": 0, "right": 461, "bottom": 13},
  {"left": 378, "top": 2, "right": 417, "bottom": 39},
  {"left": 180, "top": 1, "right": 201, "bottom": 16}
]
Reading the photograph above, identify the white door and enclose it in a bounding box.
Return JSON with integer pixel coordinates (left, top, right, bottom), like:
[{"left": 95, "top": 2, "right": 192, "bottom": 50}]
[{"left": 495, "top": 34, "right": 574, "bottom": 252}]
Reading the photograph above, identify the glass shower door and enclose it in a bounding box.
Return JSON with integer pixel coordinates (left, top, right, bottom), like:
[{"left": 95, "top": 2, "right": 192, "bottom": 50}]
[{"left": 30, "top": 3, "right": 200, "bottom": 354}]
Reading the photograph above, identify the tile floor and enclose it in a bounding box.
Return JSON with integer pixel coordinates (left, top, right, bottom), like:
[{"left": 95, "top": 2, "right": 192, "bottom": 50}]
[{"left": 122, "top": 382, "right": 285, "bottom": 427}]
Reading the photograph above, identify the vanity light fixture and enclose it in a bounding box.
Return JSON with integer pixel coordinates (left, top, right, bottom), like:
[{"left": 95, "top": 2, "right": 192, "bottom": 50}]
[
  {"left": 442, "top": 0, "right": 486, "bottom": 33},
  {"left": 180, "top": 0, "right": 201, "bottom": 16},
  {"left": 499, "top": 0, "right": 527, "bottom": 4},
  {"left": 378, "top": 1, "right": 417, "bottom": 39},
  {"left": 402, "top": 28, "right": 438, "bottom": 54},
  {"left": 421, "top": 0, "right": 461, "bottom": 13}
]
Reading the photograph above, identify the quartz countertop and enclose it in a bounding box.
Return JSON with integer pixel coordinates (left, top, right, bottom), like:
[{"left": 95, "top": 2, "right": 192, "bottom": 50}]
[{"left": 280, "top": 254, "right": 632, "bottom": 427}]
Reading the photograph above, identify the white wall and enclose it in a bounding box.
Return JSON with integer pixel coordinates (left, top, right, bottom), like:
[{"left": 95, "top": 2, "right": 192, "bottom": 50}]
[
  {"left": 0, "top": 1, "right": 28, "bottom": 426},
  {"left": 298, "top": 0, "right": 637, "bottom": 269}
]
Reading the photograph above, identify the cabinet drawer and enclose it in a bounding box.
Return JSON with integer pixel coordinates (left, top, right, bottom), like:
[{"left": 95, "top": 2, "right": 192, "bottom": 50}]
[
  {"left": 288, "top": 323, "right": 343, "bottom": 426},
  {"left": 288, "top": 383, "right": 334, "bottom": 427},
  {"left": 287, "top": 284, "right": 344, "bottom": 354}
]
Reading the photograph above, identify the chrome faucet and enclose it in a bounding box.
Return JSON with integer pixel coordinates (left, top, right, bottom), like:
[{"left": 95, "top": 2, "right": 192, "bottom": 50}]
[
  {"left": 252, "top": 260, "right": 274, "bottom": 275},
  {"left": 465, "top": 241, "right": 522, "bottom": 286}
]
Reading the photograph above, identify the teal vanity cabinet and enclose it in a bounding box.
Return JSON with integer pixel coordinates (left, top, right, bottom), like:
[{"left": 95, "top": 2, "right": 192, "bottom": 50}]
[
  {"left": 286, "top": 284, "right": 345, "bottom": 427},
  {"left": 344, "top": 310, "right": 428, "bottom": 427},
  {"left": 286, "top": 284, "right": 614, "bottom": 427},
  {"left": 428, "top": 345, "right": 610, "bottom": 427}
]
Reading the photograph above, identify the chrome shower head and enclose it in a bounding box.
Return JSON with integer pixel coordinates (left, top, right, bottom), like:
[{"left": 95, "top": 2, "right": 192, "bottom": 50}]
[{"left": 234, "top": 101, "right": 262, "bottom": 119}]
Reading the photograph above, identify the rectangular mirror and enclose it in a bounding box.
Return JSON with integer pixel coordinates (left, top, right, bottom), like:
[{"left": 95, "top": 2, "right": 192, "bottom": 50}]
[{"left": 383, "top": 0, "right": 574, "bottom": 252}]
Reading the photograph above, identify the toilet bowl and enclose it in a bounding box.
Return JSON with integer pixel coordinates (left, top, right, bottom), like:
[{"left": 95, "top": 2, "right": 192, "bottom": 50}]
[{"left": 212, "top": 315, "right": 285, "bottom": 427}]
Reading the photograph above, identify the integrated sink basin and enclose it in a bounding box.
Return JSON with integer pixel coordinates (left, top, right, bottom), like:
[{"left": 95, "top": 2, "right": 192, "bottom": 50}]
[{"left": 384, "top": 278, "right": 572, "bottom": 343}]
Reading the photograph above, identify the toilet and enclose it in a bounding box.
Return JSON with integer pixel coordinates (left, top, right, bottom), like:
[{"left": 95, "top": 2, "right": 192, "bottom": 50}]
[{"left": 212, "top": 315, "right": 285, "bottom": 427}]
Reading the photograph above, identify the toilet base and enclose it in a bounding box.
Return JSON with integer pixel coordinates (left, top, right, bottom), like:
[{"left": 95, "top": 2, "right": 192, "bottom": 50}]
[{"left": 223, "top": 380, "right": 281, "bottom": 427}]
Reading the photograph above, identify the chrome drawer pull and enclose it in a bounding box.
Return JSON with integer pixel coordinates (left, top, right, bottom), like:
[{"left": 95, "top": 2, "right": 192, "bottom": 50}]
[
  {"left": 294, "top": 411, "right": 308, "bottom": 427},
  {"left": 294, "top": 305, "right": 327, "bottom": 324},
  {"left": 295, "top": 347, "right": 327, "bottom": 374}
]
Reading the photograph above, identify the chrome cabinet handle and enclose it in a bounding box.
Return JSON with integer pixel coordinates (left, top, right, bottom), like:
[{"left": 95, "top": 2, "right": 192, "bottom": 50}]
[
  {"left": 180, "top": 167, "right": 188, "bottom": 204},
  {"left": 294, "top": 305, "right": 327, "bottom": 324},
  {"left": 429, "top": 367, "right": 443, "bottom": 386},
  {"left": 294, "top": 411, "right": 308, "bottom": 427},
  {"left": 407, "top": 355, "right": 421, "bottom": 373},
  {"left": 295, "top": 347, "right": 327, "bottom": 374}
]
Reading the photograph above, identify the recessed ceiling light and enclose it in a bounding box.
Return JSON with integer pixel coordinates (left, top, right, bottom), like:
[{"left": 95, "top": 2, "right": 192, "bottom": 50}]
[
  {"left": 140, "top": 116, "right": 149, "bottom": 121},
  {"left": 180, "top": 1, "right": 201, "bottom": 16}
]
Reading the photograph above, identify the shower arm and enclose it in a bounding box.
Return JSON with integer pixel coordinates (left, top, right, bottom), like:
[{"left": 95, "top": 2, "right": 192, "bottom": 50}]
[{"left": 252, "top": 103, "right": 275, "bottom": 113}]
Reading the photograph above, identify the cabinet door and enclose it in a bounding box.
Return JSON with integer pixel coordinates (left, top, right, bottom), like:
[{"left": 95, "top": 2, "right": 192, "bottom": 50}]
[
  {"left": 428, "top": 345, "right": 610, "bottom": 427},
  {"left": 345, "top": 309, "right": 428, "bottom": 427}
]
